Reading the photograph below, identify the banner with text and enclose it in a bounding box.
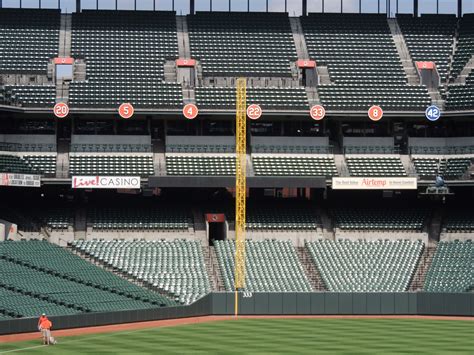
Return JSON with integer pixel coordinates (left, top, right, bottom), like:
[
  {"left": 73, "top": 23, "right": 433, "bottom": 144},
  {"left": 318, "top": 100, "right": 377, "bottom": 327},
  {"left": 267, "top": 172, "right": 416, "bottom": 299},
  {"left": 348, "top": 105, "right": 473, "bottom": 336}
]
[
  {"left": 332, "top": 177, "right": 417, "bottom": 190},
  {"left": 0, "top": 173, "right": 41, "bottom": 188},
  {"left": 72, "top": 176, "right": 141, "bottom": 189}
]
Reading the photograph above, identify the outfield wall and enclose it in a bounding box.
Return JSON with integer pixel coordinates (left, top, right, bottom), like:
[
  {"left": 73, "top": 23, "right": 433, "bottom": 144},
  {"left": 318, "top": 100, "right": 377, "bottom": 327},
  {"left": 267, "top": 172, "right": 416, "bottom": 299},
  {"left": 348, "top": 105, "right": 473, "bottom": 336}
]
[{"left": 0, "top": 293, "right": 472, "bottom": 335}]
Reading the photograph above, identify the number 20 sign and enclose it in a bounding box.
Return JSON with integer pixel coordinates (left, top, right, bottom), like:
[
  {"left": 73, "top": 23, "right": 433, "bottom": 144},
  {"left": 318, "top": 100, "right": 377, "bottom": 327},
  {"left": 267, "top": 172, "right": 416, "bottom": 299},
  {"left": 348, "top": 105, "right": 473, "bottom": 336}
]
[{"left": 53, "top": 102, "right": 69, "bottom": 118}]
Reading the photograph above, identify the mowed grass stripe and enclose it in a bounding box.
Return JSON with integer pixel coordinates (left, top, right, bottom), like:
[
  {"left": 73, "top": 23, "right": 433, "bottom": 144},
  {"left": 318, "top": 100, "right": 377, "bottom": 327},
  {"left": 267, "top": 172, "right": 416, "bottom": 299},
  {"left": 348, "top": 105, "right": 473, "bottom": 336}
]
[{"left": 1, "top": 319, "right": 472, "bottom": 354}]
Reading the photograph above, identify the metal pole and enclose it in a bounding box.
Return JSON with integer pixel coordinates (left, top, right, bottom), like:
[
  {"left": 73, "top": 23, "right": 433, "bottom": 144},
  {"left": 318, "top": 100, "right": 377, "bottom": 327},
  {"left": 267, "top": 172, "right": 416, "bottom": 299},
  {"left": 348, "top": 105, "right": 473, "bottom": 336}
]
[
  {"left": 134, "top": 0, "right": 136, "bottom": 10},
  {"left": 414, "top": 0, "right": 418, "bottom": 16},
  {"left": 266, "top": 0, "right": 268, "bottom": 12},
  {"left": 229, "top": 0, "right": 231, "bottom": 11},
  {"left": 378, "top": 0, "right": 380, "bottom": 14},
  {"left": 396, "top": 0, "right": 398, "bottom": 15},
  {"left": 359, "top": 0, "right": 361, "bottom": 14},
  {"left": 302, "top": 0, "right": 307, "bottom": 16},
  {"left": 39, "top": 0, "right": 41, "bottom": 9},
  {"left": 20, "top": 0, "right": 22, "bottom": 8},
  {"left": 247, "top": 0, "right": 249, "bottom": 12},
  {"left": 190, "top": 0, "right": 194, "bottom": 14},
  {"left": 76, "top": 0, "right": 80, "bottom": 13},
  {"left": 322, "top": 0, "right": 324, "bottom": 13},
  {"left": 96, "top": 0, "right": 98, "bottom": 10},
  {"left": 458, "top": 0, "right": 462, "bottom": 17},
  {"left": 285, "top": 0, "right": 287, "bottom": 13},
  {"left": 341, "top": 0, "right": 343, "bottom": 13},
  {"left": 436, "top": 0, "right": 438, "bottom": 14},
  {"left": 153, "top": 0, "right": 155, "bottom": 11}
]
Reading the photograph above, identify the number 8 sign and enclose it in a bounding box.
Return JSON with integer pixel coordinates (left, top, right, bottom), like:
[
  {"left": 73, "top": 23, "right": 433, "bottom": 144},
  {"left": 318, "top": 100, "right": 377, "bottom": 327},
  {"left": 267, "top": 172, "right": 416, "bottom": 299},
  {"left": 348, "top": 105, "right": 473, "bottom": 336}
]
[
  {"left": 54, "top": 102, "right": 69, "bottom": 118},
  {"left": 368, "top": 105, "right": 383, "bottom": 121}
]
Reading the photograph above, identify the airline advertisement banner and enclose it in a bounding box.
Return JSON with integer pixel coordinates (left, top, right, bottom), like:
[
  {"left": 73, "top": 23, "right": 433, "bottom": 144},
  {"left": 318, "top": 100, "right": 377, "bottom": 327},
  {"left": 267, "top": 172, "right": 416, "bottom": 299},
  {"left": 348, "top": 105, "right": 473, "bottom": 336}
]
[
  {"left": 332, "top": 177, "right": 417, "bottom": 190},
  {"left": 72, "top": 176, "right": 141, "bottom": 189},
  {"left": 0, "top": 173, "right": 41, "bottom": 188}
]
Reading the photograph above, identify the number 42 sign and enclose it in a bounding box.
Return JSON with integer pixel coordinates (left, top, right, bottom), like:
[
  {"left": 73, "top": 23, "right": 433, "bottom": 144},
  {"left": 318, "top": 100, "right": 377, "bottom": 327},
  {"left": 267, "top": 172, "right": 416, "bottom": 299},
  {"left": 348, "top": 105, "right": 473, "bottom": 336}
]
[{"left": 425, "top": 105, "right": 441, "bottom": 122}]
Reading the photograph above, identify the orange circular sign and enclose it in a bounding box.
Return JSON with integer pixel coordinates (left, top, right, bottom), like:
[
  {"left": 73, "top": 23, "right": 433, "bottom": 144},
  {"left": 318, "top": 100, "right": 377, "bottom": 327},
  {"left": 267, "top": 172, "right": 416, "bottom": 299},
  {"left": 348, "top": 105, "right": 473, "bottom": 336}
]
[
  {"left": 183, "top": 104, "right": 199, "bottom": 120},
  {"left": 310, "top": 105, "right": 326, "bottom": 121},
  {"left": 119, "top": 103, "right": 134, "bottom": 119},
  {"left": 247, "top": 104, "right": 262, "bottom": 120},
  {"left": 368, "top": 105, "right": 383, "bottom": 121},
  {"left": 53, "top": 102, "right": 69, "bottom": 118}
]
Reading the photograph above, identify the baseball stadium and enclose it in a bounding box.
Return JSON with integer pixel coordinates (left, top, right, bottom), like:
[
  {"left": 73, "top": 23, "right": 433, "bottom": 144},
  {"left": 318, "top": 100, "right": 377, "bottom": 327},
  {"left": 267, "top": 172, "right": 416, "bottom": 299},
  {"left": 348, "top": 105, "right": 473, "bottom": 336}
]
[{"left": 0, "top": 0, "right": 473, "bottom": 353}]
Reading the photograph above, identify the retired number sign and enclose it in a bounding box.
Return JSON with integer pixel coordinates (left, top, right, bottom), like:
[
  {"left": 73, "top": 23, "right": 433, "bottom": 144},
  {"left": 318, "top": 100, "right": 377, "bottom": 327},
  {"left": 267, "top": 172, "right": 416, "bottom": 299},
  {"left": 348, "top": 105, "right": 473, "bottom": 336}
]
[
  {"left": 247, "top": 104, "right": 262, "bottom": 120},
  {"left": 368, "top": 105, "right": 383, "bottom": 121},
  {"left": 54, "top": 102, "right": 69, "bottom": 118},
  {"left": 310, "top": 105, "right": 326, "bottom": 120},
  {"left": 183, "top": 104, "right": 199, "bottom": 120},
  {"left": 119, "top": 103, "right": 134, "bottom": 119}
]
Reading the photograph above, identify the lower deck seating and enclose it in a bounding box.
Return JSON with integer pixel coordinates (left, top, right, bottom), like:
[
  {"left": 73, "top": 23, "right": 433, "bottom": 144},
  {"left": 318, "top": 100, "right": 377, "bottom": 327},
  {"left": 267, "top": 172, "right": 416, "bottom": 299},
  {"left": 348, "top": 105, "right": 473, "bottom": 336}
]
[
  {"left": 443, "top": 210, "right": 474, "bottom": 233},
  {"left": 215, "top": 240, "right": 312, "bottom": 292},
  {"left": 332, "top": 207, "right": 429, "bottom": 231},
  {"left": 0, "top": 154, "right": 56, "bottom": 175},
  {"left": 69, "top": 155, "right": 154, "bottom": 176},
  {"left": 346, "top": 156, "right": 406, "bottom": 177},
  {"left": 88, "top": 207, "right": 189, "bottom": 231},
  {"left": 413, "top": 157, "right": 472, "bottom": 179},
  {"left": 0, "top": 241, "right": 176, "bottom": 317},
  {"left": 424, "top": 240, "right": 472, "bottom": 292},
  {"left": 166, "top": 155, "right": 235, "bottom": 176},
  {"left": 70, "top": 239, "right": 210, "bottom": 304},
  {"left": 306, "top": 239, "right": 423, "bottom": 292},
  {"left": 252, "top": 156, "right": 337, "bottom": 177},
  {"left": 0, "top": 287, "right": 79, "bottom": 318}
]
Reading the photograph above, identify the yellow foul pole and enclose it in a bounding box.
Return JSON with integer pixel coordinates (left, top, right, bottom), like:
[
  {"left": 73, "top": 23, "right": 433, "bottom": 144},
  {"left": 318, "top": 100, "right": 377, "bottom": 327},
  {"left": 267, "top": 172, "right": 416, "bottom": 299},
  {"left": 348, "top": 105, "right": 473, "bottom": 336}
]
[{"left": 234, "top": 78, "right": 247, "bottom": 317}]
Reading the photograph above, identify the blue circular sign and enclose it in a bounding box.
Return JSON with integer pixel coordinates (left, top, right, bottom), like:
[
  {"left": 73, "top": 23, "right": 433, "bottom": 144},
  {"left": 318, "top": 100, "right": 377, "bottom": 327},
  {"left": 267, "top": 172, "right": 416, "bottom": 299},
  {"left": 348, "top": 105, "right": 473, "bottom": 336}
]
[{"left": 425, "top": 105, "right": 441, "bottom": 121}]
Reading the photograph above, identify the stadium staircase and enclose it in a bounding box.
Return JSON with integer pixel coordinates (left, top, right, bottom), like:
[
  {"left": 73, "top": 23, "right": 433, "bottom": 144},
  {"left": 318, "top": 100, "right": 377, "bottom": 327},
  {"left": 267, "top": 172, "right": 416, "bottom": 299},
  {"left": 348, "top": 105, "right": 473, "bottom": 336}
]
[
  {"left": 453, "top": 56, "right": 474, "bottom": 85},
  {"left": 296, "top": 246, "right": 326, "bottom": 291},
  {"left": 176, "top": 16, "right": 191, "bottom": 59},
  {"left": 387, "top": 19, "right": 420, "bottom": 86},
  {"left": 55, "top": 140, "right": 70, "bottom": 179},
  {"left": 209, "top": 246, "right": 226, "bottom": 291},
  {"left": 408, "top": 244, "right": 436, "bottom": 291},
  {"left": 289, "top": 18, "right": 310, "bottom": 60}
]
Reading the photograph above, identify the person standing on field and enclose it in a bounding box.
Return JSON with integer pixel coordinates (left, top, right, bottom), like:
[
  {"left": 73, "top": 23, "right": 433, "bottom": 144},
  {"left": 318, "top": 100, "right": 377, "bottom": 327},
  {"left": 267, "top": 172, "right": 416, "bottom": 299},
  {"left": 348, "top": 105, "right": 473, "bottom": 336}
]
[{"left": 39, "top": 317, "right": 53, "bottom": 345}]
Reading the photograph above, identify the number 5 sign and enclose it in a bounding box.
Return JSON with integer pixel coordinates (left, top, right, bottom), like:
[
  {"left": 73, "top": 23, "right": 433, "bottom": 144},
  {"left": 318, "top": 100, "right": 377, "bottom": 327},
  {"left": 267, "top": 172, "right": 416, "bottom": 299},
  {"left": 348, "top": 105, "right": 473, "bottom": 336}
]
[
  {"left": 119, "top": 103, "right": 134, "bottom": 119},
  {"left": 368, "top": 105, "right": 383, "bottom": 121},
  {"left": 53, "top": 102, "right": 69, "bottom": 118}
]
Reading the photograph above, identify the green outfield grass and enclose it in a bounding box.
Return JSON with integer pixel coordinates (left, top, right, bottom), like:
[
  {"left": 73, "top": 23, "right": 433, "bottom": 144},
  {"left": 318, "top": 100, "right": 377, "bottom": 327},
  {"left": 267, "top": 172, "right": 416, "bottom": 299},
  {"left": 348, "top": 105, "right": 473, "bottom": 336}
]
[{"left": 1, "top": 318, "right": 473, "bottom": 354}]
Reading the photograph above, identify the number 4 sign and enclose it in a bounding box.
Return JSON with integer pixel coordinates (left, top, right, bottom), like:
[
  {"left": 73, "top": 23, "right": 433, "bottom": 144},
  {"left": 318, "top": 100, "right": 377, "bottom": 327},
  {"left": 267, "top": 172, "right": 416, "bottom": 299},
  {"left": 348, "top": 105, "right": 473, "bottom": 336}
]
[
  {"left": 183, "top": 104, "right": 199, "bottom": 120},
  {"left": 54, "top": 102, "right": 69, "bottom": 118}
]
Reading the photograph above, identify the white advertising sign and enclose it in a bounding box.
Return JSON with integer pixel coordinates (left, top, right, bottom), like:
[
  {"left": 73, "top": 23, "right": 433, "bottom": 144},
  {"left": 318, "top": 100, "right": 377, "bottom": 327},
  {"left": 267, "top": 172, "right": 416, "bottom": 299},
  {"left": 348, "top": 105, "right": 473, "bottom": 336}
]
[
  {"left": 72, "top": 176, "right": 141, "bottom": 189},
  {"left": 332, "top": 177, "right": 417, "bottom": 190},
  {"left": 0, "top": 173, "right": 41, "bottom": 187}
]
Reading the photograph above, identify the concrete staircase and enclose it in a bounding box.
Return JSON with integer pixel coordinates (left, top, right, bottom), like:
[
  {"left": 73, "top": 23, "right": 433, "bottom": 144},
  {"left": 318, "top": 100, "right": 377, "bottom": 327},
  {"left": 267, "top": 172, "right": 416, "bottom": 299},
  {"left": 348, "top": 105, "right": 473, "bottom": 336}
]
[
  {"left": 55, "top": 146, "right": 70, "bottom": 179},
  {"left": 176, "top": 16, "right": 191, "bottom": 58},
  {"left": 400, "top": 154, "right": 417, "bottom": 177},
  {"left": 289, "top": 17, "right": 309, "bottom": 59},
  {"left": 316, "top": 66, "right": 332, "bottom": 85},
  {"left": 296, "top": 247, "right": 327, "bottom": 291},
  {"left": 334, "top": 154, "right": 348, "bottom": 176},
  {"left": 305, "top": 87, "right": 320, "bottom": 105},
  {"left": 428, "top": 208, "right": 444, "bottom": 246},
  {"left": 409, "top": 245, "right": 437, "bottom": 291},
  {"left": 246, "top": 153, "right": 255, "bottom": 177},
  {"left": 388, "top": 19, "right": 420, "bottom": 86},
  {"left": 317, "top": 207, "right": 334, "bottom": 239},
  {"left": 204, "top": 246, "right": 225, "bottom": 292},
  {"left": 73, "top": 207, "right": 86, "bottom": 240}
]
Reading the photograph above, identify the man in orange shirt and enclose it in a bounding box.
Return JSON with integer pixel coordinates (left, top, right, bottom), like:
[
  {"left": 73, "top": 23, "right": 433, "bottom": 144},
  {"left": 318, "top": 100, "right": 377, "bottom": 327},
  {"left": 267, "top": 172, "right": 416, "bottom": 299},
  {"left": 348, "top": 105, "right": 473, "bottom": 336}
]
[
  {"left": 37, "top": 313, "right": 47, "bottom": 331},
  {"left": 39, "top": 317, "right": 53, "bottom": 345}
]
